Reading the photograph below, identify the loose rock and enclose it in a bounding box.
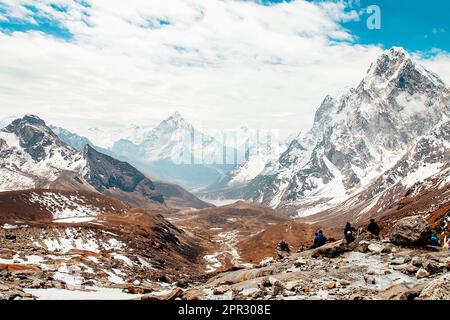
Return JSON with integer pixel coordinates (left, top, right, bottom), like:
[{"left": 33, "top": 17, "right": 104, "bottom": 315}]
[
  {"left": 418, "top": 274, "right": 450, "bottom": 300},
  {"left": 416, "top": 268, "right": 429, "bottom": 279},
  {"left": 390, "top": 216, "right": 431, "bottom": 246}
]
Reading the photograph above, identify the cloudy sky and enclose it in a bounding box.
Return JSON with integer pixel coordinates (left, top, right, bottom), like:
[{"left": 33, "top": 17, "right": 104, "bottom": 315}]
[{"left": 0, "top": 0, "right": 449, "bottom": 138}]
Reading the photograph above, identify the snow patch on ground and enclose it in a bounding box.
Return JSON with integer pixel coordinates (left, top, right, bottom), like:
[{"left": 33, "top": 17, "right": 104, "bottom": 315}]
[
  {"left": 54, "top": 217, "right": 96, "bottom": 223},
  {"left": 204, "top": 254, "right": 222, "bottom": 273},
  {"left": 112, "top": 254, "right": 134, "bottom": 267},
  {"left": 402, "top": 162, "right": 443, "bottom": 188},
  {"left": 1, "top": 224, "right": 19, "bottom": 229},
  {"left": 103, "top": 269, "right": 125, "bottom": 285},
  {"left": 24, "top": 287, "right": 141, "bottom": 300},
  {"left": 36, "top": 228, "right": 126, "bottom": 253},
  {"left": 29, "top": 192, "right": 101, "bottom": 221}
]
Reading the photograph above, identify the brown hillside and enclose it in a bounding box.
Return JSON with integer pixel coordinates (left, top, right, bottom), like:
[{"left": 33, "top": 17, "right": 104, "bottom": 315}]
[{"left": 238, "top": 220, "right": 341, "bottom": 264}]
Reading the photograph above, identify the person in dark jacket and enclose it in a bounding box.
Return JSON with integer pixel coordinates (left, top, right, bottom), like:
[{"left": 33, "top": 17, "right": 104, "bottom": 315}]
[
  {"left": 315, "top": 230, "right": 327, "bottom": 248},
  {"left": 367, "top": 219, "right": 380, "bottom": 236},
  {"left": 430, "top": 234, "right": 441, "bottom": 247},
  {"left": 344, "top": 222, "right": 356, "bottom": 244},
  {"left": 312, "top": 231, "right": 326, "bottom": 248}
]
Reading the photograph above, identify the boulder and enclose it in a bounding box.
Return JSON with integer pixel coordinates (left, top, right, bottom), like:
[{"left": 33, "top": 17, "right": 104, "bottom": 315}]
[
  {"left": 272, "top": 281, "right": 285, "bottom": 296},
  {"left": 213, "top": 287, "right": 229, "bottom": 295},
  {"left": 395, "top": 263, "right": 419, "bottom": 275},
  {"left": 311, "top": 240, "right": 348, "bottom": 258},
  {"left": 418, "top": 274, "right": 450, "bottom": 300},
  {"left": 276, "top": 241, "right": 290, "bottom": 260},
  {"left": 162, "top": 288, "right": 184, "bottom": 300},
  {"left": 250, "top": 289, "right": 267, "bottom": 299},
  {"left": 422, "top": 260, "right": 443, "bottom": 275},
  {"left": 338, "top": 280, "right": 351, "bottom": 287},
  {"left": 364, "top": 275, "right": 376, "bottom": 285},
  {"left": 416, "top": 268, "right": 429, "bottom": 279},
  {"left": 377, "top": 284, "right": 424, "bottom": 300},
  {"left": 126, "top": 285, "right": 153, "bottom": 295},
  {"left": 293, "top": 258, "right": 307, "bottom": 268},
  {"left": 355, "top": 240, "right": 370, "bottom": 253},
  {"left": 445, "top": 258, "right": 450, "bottom": 270},
  {"left": 411, "top": 257, "right": 423, "bottom": 268},
  {"left": 389, "top": 257, "right": 407, "bottom": 265},
  {"left": 259, "top": 257, "right": 274, "bottom": 268},
  {"left": 176, "top": 279, "right": 189, "bottom": 289},
  {"left": 260, "top": 277, "right": 272, "bottom": 288},
  {"left": 390, "top": 216, "right": 431, "bottom": 246},
  {"left": 368, "top": 243, "right": 385, "bottom": 254}
]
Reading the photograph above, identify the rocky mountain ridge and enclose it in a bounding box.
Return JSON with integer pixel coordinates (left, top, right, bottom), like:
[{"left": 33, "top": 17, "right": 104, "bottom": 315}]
[
  {"left": 0, "top": 115, "right": 211, "bottom": 210},
  {"left": 212, "top": 48, "right": 449, "bottom": 220}
]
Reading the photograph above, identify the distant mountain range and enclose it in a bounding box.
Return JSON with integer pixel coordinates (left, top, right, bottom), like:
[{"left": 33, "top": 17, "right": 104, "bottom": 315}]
[
  {"left": 48, "top": 112, "right": 285, "bottom": 191},
  {"left": 0, "top": 115, "right": 211, "bottom": 211},
  {"left": 1, "top": 47, "right": 447, "bottom": 228},
  {"left": 0, "top": 47, "right": 449, "bottom": 299},
  {"left": 205, "top": 47, "right": 449, "bottom": 223}
]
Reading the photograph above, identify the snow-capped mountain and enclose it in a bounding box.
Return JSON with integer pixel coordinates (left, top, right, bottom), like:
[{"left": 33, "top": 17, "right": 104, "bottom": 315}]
[
  {"left": 85, "top": 124, "right": 154, "bottom": 149},
  {"left": 0, "top": 115, "right": 87, "bottom": 191},
  {"left": 103, "top": 112, "right": 239, "bottom": 190},
  {"left": 111, "top": 112, "right": 237, "bottom": 165},
  {"left": 225, "top": 47, "right": 449, "bottom": 213},
  {"left": 204, "top": 133, "right": 287, "bottom": 196},
  {"left": 0, "top": 115, "right": 159, "bottom": 205},
  {"left": 0, "top": 115, "right": 212, "bottom": 210},
  {"left": 50, "top": 113, "right": 287, "bottom": 191},
  {"left": 307, "top": 119, "right": 449, "bottom": 227},
  {"left": 50, "top": 125, "right": 95, "bottom": 152}
]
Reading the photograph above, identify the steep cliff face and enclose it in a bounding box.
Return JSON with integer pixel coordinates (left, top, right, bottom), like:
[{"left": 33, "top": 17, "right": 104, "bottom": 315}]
[
  {"left": 224, "top": 48, "right": 449, "bottom": 216},
  {"left": 0, "top": 115, "right": 164, "bottom": 208},
  {"left": 82, "top": 145, "right": 164, "bottom": 205}
]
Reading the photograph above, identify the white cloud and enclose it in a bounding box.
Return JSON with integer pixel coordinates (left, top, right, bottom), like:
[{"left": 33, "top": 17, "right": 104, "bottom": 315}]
[
  {"left": 0, "top": 0, "right": 447, "bottom": 139},
  {"left": 417, "top": 50, "right": 450, "bottom": 85}
]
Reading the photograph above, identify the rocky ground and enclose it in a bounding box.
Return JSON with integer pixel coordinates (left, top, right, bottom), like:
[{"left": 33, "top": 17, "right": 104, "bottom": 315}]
[
  {"left": 0, "top": 214, "right": 449, "bottom": 300},
  {"left": 181, "top": 234, "right": 450, "bottom": 300},
  {"left": 0, "top": 220, "right": 204, "bottom": 300}
]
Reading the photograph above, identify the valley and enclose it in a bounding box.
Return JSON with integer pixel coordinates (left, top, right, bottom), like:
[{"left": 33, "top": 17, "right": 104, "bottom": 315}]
[{"left": 0, "top": 47, "right": 449, "bottom": 300}]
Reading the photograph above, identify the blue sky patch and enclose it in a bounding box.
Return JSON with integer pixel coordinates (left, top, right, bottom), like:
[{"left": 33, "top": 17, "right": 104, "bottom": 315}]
[
  {"left": 309, "top": 0, "right": 450, "bottom": 53},
  {"left": 142, "top": 17, "right": 172, "bottom": 30},
  {"left": 50, "top": 3, "right": 70, "bottom": 13},
  {"left": 0, "top": 3, "right": 73, "bottom": 40},
  {"left": 0, "top": 17, "right": 73, "bottom": 40},
  {"left": 0, "top": 0, "right": 448, "bottom": 54}
]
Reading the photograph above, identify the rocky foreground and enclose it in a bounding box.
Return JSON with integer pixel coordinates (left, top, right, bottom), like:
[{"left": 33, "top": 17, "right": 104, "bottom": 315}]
[
  {"left": 0, "top": 215, "right": 449, "bottom": 300},
  {"left": 171, "top": 216, "right": 450, "bottom": 301},
  {"left": 182, "top": 240, "right": 449, "bottom": 300}
]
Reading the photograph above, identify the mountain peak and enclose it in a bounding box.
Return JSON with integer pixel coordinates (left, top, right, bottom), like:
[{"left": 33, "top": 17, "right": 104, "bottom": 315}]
[
  {"left": 385, "top": 46, "right": 409, "bottom": 59},
  {"left": 362, "top": 47, "right": 445, "bottom": 93},
  {"left": 366, "top": 47, "right": 411, "bottom": 81},
  {"left": 5, "top": 114, "right": 47, "bottom": 129},
  {"left": 159, "top": 111, "right": 192, "bottom": 131},
  {"left": 22, "top": 114, "right": 46, "bottom": 126},
  {"left": 2, "top": 114, "right": 76, "bottom": 161},
  {"left": 4, "top": 114, "right": 51, "bottom": 135},
  {"left": 169, "top": 111, "right": 183, "bottom": 120}
]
